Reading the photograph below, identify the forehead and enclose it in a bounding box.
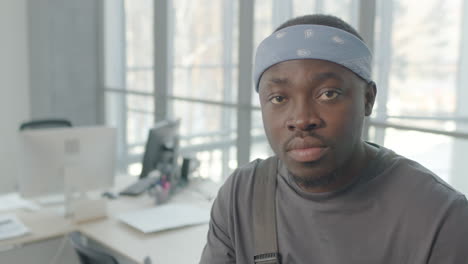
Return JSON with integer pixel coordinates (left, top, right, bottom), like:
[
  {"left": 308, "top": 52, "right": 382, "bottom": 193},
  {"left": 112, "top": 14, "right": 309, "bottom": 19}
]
[
  {"left": 262, "top": 59, "right": 353, "bottom": 78},
  {"left": 258, "top": 59, "right": 364, "bottom": 90}
]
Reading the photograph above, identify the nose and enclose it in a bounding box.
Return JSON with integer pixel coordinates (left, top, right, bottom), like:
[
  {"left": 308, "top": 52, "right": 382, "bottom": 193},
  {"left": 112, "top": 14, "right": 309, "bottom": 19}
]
[{"left": 285, "top": 104, "right": 322, "bottom": 132}]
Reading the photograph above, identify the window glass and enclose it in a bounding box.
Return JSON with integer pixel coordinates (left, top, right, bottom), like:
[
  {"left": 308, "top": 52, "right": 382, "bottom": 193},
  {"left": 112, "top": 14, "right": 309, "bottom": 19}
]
[
  {"left": 126, "top": 70, "right": 154, "bottom": 93},
  {"left": 170, "top": 0, "right": 238, "bottom": 103},
  {"left": 372, "top": 0, "right": 468, "bottom": 194},
  {"left": 169, "top": 1, "right": 239, "bottom": 180},
  {"left": 116, "top": 0, "right": 155, "bottom": 173},
  {"left": 124, "top": 0, "right": 154, "bottom": 68},
  {"left": 126, "top": 94, "right": 154, "bottom": 114},
  {"left": 171, "top": 100, "right": 237, "bottom": 180},
  {"left": 171, "top": 101, "right": 236, "bottom": 139},
  {"left": 126, "top": 110, "right": 153, "bottom": 145},
  {"left": 172, "top": 67, "right": 224, "bottom": 101},
  {"left": 374, "top": 0, "right": 462, "bottom": 117}
]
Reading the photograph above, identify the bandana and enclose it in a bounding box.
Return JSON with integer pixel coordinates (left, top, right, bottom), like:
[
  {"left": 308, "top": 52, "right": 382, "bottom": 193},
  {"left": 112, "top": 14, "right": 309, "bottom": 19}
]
[{"left": 253, "top": 24, "right": 373, "bottom": 91}]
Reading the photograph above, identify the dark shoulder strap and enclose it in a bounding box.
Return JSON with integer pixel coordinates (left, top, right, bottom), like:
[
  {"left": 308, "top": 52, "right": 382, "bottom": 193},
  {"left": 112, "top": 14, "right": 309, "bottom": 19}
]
[{"left": 253, "top": 156, "right": 281, "bottom": 264}]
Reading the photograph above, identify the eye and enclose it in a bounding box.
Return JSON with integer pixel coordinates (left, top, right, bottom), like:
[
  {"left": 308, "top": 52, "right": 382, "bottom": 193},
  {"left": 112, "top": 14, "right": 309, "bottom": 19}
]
[
  {"left": 269, "top": 96, "right": 288, "bottom": 105},
  {"left": 318, "top": 90, "right": 341, "bottom": 101}
]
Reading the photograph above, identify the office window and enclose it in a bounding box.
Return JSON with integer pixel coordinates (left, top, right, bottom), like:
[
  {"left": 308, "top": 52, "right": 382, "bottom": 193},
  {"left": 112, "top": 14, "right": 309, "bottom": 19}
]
[
  {"left": 168, "top": 0, "right": 239, "bottom": 181},
  {"left": 104, "top": 0, "right": 154, "bottom": 175},
  {"left": 124, "top": 0, "right": 154, "bottom": 174},
  {"left": 104, "top": 0, "right": 468, "bottom": 194},
  {"left": 370, "top": 0, "right": 468, "bottom": 193}
]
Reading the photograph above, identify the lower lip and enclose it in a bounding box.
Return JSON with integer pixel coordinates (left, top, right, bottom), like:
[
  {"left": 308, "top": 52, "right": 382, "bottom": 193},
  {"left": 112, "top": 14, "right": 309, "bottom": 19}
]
[{"left": 287, "top": 147, "right": 328, "bottom": 162}]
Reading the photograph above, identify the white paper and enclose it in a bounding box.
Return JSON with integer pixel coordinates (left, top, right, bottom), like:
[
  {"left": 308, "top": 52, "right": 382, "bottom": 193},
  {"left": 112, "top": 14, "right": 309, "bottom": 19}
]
[
  {"left": 0, "top": 214, "right": 30, "bottom": 241},
  {"left": 118, "top": 203, "right": 210, "bottom": 233},
  {"left": 0, "top": 193, "right": 40, "bottom": 212}
]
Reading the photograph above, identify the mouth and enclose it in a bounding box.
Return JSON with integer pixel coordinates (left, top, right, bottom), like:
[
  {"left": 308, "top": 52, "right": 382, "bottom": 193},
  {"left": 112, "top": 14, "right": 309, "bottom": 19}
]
[
  {"left": 287, "top": 146, "right": 329, "bottom": 162},
  {"left": 285, "top": 136, "right": 329, "bottom": 163}
]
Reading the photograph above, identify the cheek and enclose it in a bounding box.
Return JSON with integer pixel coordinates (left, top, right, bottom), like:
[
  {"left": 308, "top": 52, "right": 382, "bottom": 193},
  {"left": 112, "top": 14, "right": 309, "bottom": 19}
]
[
  {"left": 325, "top": 103, "right": 365, "bottom": 142},
  {"left": 262, "top": 109, "right": 286, "bottom": 151}
]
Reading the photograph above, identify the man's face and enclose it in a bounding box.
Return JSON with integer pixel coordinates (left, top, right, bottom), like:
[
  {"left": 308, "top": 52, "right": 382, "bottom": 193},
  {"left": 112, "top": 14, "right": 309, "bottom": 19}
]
[{"left": 259, "top": 59, "right": 375, "bottom": 184}]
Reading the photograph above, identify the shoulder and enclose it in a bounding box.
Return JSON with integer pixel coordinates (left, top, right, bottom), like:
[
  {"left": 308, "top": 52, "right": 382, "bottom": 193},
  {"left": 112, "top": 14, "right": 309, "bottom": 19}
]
[
  {"left": 374, "top": 146, "right": 460, "bottom": 194},
  {"left": 390, "top": 149, "right": 461, "bottom": 198},
  {"left": 376, "top": 146, "right": 465, "bottom": 216},
  {"left": 368, "top": 146, "right": 468, "bottom": 249}
]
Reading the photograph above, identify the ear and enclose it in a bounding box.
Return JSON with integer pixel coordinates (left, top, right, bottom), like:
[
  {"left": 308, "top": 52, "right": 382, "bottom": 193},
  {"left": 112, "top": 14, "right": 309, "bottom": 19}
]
[{"left": 364, "top": 82, "right": 377, "bottom": 116}]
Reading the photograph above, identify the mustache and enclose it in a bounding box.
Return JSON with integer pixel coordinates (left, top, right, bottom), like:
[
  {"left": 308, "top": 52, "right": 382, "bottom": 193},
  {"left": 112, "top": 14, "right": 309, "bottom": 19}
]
[{"left": 283, "top": 131, "right": 332, "bottom": 152}]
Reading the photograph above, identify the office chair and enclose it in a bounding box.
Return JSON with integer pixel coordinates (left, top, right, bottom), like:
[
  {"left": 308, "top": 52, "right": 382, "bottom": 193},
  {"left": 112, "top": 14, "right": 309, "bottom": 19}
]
[
  {"left": 19, "top": 118, "right": 72, "bottom": 130},
  {"left": 68, "top": 231, "right": 119, "bottom": 264}
]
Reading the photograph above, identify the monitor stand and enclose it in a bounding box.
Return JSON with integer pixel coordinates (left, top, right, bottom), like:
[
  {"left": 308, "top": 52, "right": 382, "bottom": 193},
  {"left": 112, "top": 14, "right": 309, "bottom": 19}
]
[
  {"left": 36, "top": 193, "right": 66, "bottom": 206},
  {"left": 32, "top": 164, "right": 88, "bottom": 218},
  {"left": 34, "top": 191, "right": 85, "bottom": 218},
  {"left": 32, "top": 166, "right": 107, "bottom": 220}
]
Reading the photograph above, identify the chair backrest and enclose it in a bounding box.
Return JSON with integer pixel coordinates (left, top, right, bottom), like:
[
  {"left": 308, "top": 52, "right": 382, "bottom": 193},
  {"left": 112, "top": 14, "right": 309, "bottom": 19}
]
[
  {"left": 69, "top": 232, "right": 118, "bottom": 264},
  {"left": 19, "top": 118, "right": 72, "bottom": 131}
]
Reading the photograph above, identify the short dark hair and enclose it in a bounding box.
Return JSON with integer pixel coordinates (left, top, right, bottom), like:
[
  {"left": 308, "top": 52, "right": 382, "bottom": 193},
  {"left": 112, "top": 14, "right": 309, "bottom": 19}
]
[{"left": 275, "top": 14, "right": 364, "bottom": 41}]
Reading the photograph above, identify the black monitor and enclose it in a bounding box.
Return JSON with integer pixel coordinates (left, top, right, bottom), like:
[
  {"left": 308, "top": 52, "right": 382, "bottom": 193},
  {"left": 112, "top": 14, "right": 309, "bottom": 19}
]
[{"left": 140, "top": 119, "right": 180, "bottom": 179}]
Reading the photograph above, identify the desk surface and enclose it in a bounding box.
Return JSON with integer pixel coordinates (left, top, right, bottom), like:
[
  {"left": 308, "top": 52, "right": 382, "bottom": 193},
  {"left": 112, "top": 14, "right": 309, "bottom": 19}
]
[
  {"left": 0, "top": 176, "right": 220, "bottom": 264},
  {"left": 79, "top": 181, "right": 215, "bottom": 263},
  {"left": 0, "top": 208, "right": 74, "bottom": 249}
]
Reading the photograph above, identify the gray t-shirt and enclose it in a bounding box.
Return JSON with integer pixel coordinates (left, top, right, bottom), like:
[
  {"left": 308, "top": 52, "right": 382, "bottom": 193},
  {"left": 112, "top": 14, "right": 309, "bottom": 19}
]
[{"left": 200, "top": 145, "right": 468, "bottom": 263}]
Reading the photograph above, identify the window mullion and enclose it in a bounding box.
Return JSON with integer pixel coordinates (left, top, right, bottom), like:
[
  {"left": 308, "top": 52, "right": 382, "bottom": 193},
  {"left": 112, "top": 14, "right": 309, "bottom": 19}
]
[
  {"left": 451, "top": 0, "right": 468, "bottom": 193},
  {"left": 372, "top": 0, "right": 394, "bottom": 145},
  {"left": 153, "top": 0, "right": 169, "bottom": 122},
  {"left": 237, "top": 0, "right": 255, "bottom": 167},
  {"left": 357, "top": 0, "right": 376, "bottom": 140}
]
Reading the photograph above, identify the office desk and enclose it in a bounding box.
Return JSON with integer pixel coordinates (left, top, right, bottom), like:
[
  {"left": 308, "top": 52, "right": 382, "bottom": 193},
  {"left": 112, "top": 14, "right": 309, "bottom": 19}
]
[
  {"left": 78, "top": 181, "right": 214, "bottom": 264},
  {"left": 0, "top": 177, "right": 219, "bottom": 264},
  {"left": 0, "top": 207, "right": 79, "bottom": 264},
  {"left": 0, "top": 208, "right": 73, "bottom": 249}
]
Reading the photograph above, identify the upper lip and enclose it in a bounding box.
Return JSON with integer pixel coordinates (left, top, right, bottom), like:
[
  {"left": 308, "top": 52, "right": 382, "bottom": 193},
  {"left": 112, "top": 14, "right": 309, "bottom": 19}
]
[{"left": 286, "top": 137, "right": 327, "bottom": 151}]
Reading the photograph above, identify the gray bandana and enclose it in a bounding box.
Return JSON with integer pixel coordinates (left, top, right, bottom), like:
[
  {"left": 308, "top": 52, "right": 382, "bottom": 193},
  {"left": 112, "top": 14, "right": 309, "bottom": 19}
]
[{"left": 253, "top": 24, "right": 373, "bottom": 92}]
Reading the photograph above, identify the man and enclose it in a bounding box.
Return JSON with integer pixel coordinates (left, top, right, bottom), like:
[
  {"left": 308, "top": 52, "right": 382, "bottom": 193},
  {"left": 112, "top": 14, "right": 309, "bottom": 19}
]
[{"left": 200, "top": 14, "right": 468, "bottom": 264}]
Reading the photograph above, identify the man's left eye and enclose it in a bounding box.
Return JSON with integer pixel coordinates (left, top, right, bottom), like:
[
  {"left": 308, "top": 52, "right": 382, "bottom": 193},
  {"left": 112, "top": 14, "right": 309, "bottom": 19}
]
[{"left": 318, "top": 91, "right": 340, "bottom": 101}]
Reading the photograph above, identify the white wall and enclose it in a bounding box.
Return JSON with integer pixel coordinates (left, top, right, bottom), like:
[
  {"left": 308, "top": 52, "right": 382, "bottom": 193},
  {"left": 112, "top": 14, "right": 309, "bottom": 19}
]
[{"left": 0, "top": 0, "right": 30, "bottom": 193}]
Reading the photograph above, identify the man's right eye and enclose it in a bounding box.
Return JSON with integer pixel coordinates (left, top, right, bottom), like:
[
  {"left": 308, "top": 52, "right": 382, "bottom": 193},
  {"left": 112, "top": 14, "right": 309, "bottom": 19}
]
[{"left": 270, "top": 96, "right": 288, "bottom": 104}]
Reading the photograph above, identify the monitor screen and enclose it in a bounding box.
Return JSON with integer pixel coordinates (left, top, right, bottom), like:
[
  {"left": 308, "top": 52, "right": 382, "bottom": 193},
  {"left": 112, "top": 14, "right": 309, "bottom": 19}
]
[
  {"left": 140, "top": 119, "right": 180, "bottom": 179},
  {"left": 18, "top": 126, "right": 116, "bottom": 198}
]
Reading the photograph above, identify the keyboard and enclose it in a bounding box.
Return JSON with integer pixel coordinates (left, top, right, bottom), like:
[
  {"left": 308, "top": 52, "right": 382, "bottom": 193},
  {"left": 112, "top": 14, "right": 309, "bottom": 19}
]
[{"left": 119, "top": 177, "right": 160, "bottom": 196}]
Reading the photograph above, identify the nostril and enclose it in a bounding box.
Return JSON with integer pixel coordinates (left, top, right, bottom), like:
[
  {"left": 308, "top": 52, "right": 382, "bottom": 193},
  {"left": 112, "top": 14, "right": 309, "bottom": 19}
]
[
  {"left": 287, "top": 121, "right": 319, "bottom": 131},
  {"left": 306, "top": 123, "right": 318, "bottom": 130},
  {"left": 285, "top": 119, "right": 296, "bottom": 131},
  {"left": 286, "top": 118, "right": 320, "bottom": 131}
]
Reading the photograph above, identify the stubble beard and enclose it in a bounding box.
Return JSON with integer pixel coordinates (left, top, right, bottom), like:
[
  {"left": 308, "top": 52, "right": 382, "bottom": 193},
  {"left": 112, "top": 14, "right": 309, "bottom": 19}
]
[{"left": 290, "top": 169, "right": 340, "bottom": 191}]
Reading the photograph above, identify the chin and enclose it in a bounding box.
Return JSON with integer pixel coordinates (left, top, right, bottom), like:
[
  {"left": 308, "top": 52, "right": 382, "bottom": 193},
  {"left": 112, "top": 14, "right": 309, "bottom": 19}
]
[
  {"left": 284, "top": 158, "right": 335, "bottom": 180},
  {"left": 283, "top": 162, "right": 338, "bottom": 191}
]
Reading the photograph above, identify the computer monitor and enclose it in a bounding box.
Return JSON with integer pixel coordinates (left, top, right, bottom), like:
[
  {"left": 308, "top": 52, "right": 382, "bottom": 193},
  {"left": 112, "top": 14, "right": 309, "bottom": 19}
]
[
  {"left": 18, "top": 126, "right": 116, "bottom": 198},
  {"left": 140, "top": 119, "right": 180, "bottom": 180}
]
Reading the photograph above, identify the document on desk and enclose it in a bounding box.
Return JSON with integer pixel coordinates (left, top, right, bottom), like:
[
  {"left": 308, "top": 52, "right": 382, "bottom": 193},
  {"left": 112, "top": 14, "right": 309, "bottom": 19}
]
[
  {"left": 118, "top": 203, "right": 210, "bottom": 234},
  {"left": 0, "top": 214, "right": 30, "bottom": 241},
  {"left": 0, "top": 193, "right": 40, "bottom": 212}
]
